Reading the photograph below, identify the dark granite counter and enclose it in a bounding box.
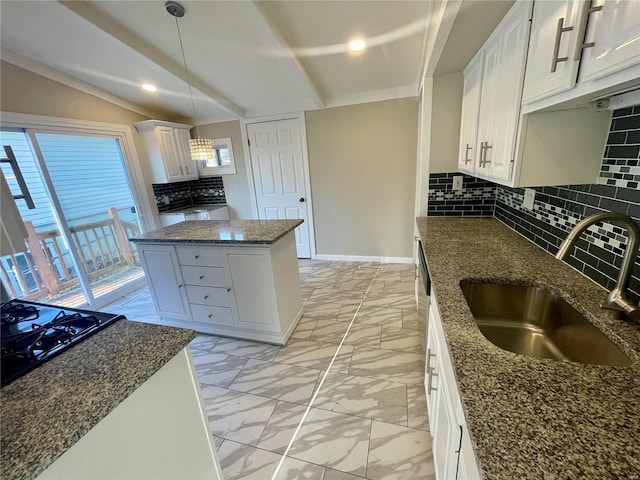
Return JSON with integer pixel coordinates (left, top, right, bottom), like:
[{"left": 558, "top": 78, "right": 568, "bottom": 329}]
[
  {"left": 130, "top": 219, "right": 303, "bottom": 245},
  {"left": 0, "top": 320, "right": 195, "bottom": 480},
  {"left": 417, "top": 217, "right": 640, "bottom": 480}
]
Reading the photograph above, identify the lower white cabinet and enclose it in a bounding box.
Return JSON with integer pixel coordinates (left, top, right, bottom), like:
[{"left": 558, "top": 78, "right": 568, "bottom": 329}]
[
  {"left": 36, "top": 348, "right": 223, "bottom": 480},
  {"left": 136, "top": 231, "right": 303, "bottom": 345},
  {"left": 427, "top": 294, "right": 481, "bottom": 480}
]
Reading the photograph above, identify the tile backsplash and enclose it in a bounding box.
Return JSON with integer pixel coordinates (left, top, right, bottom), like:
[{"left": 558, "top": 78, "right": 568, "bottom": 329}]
[
  {"left": 153, "top": 177, "right": 226, "bottom": 212},
  {"left": 428, "top": 106, "right": 640, "bottom": 305},
  {"left": 427, "top": 173, "right": 495, "bottom": 217}
]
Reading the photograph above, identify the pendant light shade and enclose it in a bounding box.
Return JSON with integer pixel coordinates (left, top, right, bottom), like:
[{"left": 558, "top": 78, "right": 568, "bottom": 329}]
[
  {"left": 189, "top": 138, "right": 214, "bottom": 161},
  {"left": 166, "top": 1, "right": 215, "bottom": 162}
]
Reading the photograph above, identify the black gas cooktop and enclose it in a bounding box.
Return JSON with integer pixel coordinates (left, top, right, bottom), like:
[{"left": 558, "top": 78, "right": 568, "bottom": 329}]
[{"left": 1, "top": 299, "right": 124, "bottom": 387}]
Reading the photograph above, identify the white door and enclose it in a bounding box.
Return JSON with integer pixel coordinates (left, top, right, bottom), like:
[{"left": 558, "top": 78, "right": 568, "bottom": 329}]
[{"left": 247, "top": 119, "right": 312, "bottom": 258}]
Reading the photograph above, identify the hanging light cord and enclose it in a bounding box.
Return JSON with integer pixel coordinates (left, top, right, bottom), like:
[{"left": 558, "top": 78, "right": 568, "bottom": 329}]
[{"left": 173, "top": 15, "right": 202, "bottom": 139}]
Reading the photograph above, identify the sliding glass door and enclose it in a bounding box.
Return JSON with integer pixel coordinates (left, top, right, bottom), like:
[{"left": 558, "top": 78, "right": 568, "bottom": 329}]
[{"left": 1, "top": 128, "right": 144, "bottom": 307}]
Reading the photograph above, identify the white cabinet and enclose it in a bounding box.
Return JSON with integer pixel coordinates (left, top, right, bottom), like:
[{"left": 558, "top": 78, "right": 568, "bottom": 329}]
[
  {"left": 37, "top": 348, "right": 223, "bottom": 480},
  {"left": 458, "top": 0, "right": 531, "bottom": 182},
  {"left": 134, "top": 120, "right": 199, "bottom": 184},
  {"left": 426, "top": 294, "right": 481, "bottom": 480},
  {"left": 522, "top": 0, "right": 640, "bottom": 108},
  {"left": 138, "top": 244, "right": 190, "bottom": 321},
  {"left": 136, "top": 232, "right": 303, "bottom": 345},
  {"left": 459, "top": 0, "right": 613, "bottom": 188}
]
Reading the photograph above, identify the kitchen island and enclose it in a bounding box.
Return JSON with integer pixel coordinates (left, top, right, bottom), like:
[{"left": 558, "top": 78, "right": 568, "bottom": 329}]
[
  {"left": 130, "top": 219, "right": 304, "bottom": 345},
  {"left": 417, "top": 217, "right": 640, "bottom": 479},
  {"left": 0, "top": 320, "right": 222, "bottom": 480}
]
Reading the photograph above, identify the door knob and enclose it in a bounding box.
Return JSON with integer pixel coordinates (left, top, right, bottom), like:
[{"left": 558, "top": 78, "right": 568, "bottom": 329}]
[{"left": 299, "top": 197, "right": 305, "bottom": 203}]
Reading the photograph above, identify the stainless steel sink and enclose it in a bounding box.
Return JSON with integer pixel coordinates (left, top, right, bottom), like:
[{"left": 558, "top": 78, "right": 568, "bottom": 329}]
[{"left": 461, "top": 282, "right": 632, "bottom": 366}]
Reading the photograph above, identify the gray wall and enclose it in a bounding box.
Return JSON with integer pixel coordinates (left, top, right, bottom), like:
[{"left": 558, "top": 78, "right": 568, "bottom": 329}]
[
  {"left": 429, "top": 73, "right": 463, "bottom": 173},
  {"left": 305, "top": 98, "right": 418, "bottom": 259},
  {"left": 195, "top": 121, "right": 254, "bottom": 220}
]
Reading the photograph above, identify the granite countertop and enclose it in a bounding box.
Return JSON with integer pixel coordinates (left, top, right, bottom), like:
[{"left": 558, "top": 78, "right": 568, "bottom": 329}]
[
  {"left": 0, "top": 320, "right": 195, "bottom": 480},
  {"left": 159, "top": 204, "right": 227, "bottom": 216},
  {"left": 129, "top": 219, "right": 303, "bottom": 245},
  {"left": 416, "top": 217, "right": 640, "bottom": 480}
]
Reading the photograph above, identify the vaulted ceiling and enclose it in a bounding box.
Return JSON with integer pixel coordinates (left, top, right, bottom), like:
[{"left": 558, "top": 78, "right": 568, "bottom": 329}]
[{"left": 1, "top": 1, "right": 433, "bottom": 124}]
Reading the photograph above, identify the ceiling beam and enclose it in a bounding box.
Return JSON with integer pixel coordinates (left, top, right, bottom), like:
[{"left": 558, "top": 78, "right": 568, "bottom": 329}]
[
  {"left": 59, "top": 0, "right": 245, "bottom": 119},
  {"left": 248, "top": 1, "right": 325, "bottom": 109},
  {"left": 1, "top": 49, "right": 166, "bottom": 120}
]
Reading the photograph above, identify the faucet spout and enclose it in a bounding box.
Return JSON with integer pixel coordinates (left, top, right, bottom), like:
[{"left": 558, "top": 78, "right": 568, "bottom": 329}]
[{"left": 556, "top": 212, "right": 640, "bottom": 320}]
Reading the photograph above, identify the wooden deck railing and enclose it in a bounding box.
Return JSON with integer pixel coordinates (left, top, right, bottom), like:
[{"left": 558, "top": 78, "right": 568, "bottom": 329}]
[{"left": 0, "top": 208, "right": 140, "bottom": 300}]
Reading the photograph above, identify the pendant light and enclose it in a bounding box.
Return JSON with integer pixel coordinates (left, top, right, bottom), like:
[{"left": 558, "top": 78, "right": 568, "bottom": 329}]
[{"left": 166, "top": 1, "right": 215, "bottom": 161}]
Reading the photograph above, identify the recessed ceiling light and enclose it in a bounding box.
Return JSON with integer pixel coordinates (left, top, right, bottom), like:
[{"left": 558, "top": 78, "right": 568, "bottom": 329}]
[
  {"left": 348, "top": 38, "right": 367, "bottom": 52},
  {"left": 141, "top": 83, "right": 158, "bottom": 92}
]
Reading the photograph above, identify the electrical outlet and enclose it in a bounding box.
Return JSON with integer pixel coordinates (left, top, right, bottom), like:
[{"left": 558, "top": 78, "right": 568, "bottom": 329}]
[
  {"left": 452, "top": 175, "right": 463, "bottom": 192},
  {"left": 523, "top": 188, "right": 535, "bottom": 210}
]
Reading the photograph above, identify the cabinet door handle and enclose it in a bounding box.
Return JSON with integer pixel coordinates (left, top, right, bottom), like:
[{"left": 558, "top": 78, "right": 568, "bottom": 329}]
[
  {"left": 574, "top": 1, "right": 603, "bottom": 61},
  {"left": 226, "top": 288, "right": 231, "bottom": 292},
  {"left": 204, "top": 295, "right": 209, "bottom": 300},
  {"left": 180, "top": 166, "right": 184, "bottom": 175},
  {"left": 178, "top": 284, "right": 183, "bottom": 288},
  {"left": 427, "top": 367, "right": 438, "bottom": 395},
  {"left": 195, "top": 255, "right": 200, "bottom": 259},
  {"left": 208, "top": 314, "right": 213, "bottom": 319},
  {"left": 550, "top": 17, "right": 574, "bottom": 73},
  {"left": 478, "top": 142, "right": 485, "bottom": 167},
  {"left": 426, "top": 347, "right": 436, "bottom": 374},
  {"left": 464, "top": 144, "right": 472, "bottom": 164},
  {"left": 199, "top": 275, "right": 205, "bottom": 280},
  {"left": 481, "top": 142, "right": 492, "bottom": 167}
]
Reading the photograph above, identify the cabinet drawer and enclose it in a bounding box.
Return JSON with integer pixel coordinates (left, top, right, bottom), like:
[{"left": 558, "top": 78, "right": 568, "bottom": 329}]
[
  {"left": 181, "top": 266, "right": 226, "bottom": 287},
  {"left": 185, "top": 285, "right": 231, "bottom": 307},
  {"left": 176, "top": 246, "right": 222, "bottom": 267},
  {"left": 189, "top": 304, "right": 234, "bottom": 326}
]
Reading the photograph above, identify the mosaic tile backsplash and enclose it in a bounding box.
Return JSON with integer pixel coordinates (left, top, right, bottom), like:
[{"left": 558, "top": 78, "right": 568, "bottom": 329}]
[
  {"left": 153, "top": 177, "right": 226, "bottom": 212},
  {"left": 428, "top": 106, "right": 640, "bottom": 305}
]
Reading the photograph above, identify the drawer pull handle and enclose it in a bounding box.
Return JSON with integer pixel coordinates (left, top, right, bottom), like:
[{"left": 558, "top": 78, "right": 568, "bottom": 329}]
[
  {"left": 178, "top": 284, "right": 183, "bottom": 288},
  {"left": 195, "top": 254, "right": 200, "bottom": 259},
  {"left": 208, "top": 314, "right": 213, "bottom": 319},
  {"left": 227, "top": 288, "right": 231, "bottom": 292},
  {"left": 204, "top": 295, "right": 209, "bottom": 299},
  {"left": 199, "top": 275, "right": 205, "bottom": 280},
  {"left": 427, "top": 367, "right": 438, "bottom": 395}
]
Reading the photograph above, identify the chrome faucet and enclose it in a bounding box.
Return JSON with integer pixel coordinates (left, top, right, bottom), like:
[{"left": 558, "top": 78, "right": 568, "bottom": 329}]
[{"left": 556, "top": 212, "right": 640, "bottom": 321}]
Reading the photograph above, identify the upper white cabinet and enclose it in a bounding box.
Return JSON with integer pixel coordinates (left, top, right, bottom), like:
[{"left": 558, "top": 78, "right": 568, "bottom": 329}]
[
  {"left": 459, "top": 0, "right": 614, "bottom": 188},
  {"left": 522, "top": 0, "right": 640, "bottom": 108},
  {"left": 135, "top": 120, "right": 199, "bottom": 184},
  {"left": 458, "top": 0, "right": 531, "bottom": 182}
]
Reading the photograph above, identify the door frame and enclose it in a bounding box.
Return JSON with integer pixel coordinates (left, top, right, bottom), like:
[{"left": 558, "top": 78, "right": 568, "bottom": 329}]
[{"left": 240, "top": 113, "right": 316, "bottom": 259}]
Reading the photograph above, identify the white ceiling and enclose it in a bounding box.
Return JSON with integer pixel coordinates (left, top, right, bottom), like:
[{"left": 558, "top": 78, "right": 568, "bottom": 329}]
[{"left": 0, "top": 0, "right": 434, "bottom": 125}]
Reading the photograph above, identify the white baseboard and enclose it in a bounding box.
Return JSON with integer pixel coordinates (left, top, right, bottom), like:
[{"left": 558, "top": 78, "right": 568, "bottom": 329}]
[{"left": 312, "top": 254, "right": 414, "bottom": 264}]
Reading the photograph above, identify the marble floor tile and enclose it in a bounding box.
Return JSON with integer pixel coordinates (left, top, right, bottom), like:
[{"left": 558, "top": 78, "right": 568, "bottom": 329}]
[
  {"left": 201, "top": 385, "right": 277, "bottom": 446},
  {"left": 213, "top": 435, "right": 225, "bottom": 450},
  {"left": 190, "top": 334, "right": 222, "bottom": 351},
  {"left": 217, "top": 440, "right": 325, "bottom": 480},
  {"left": 287, "top": 408, "right": 372, "bottom": 478},
  {"left": 349, "top": 347, "right": 424, "bottom": 385},
  {"left": 291, "top": 317, "right": 318, "bottom": 340},
  {"left": 273, "top": 339, "right": 353, "bottom": 372},
  {"left": 341, "top": 305, "right": 403, "bottom": 328},
  {"left": 302, "top": 302, "right": 343, "bottom": 321},
  {"left": 407, "top": 385, "right": 429, "bottom": 431},
  {"left": 366, "top": 421, "right": 434, "bottom": 480},
  {"left": 309, "top": 320, "right": 350, "bottom": 343},
  {"left": 331, "top": 277, "right": 372, "bottom": 292},
  {"left": 313, "top": 371, "right": 407, "bottom": 425},
  {"left": 362, "top": 293, "right": 416, "bottom": 310},
  {"left": 192, "top": 351, "right": 248, "bottom": 387},
  {"left": 257, "top": 401, "right": 307, "bottom": 454},
  {"left": 401, "top": 309, "right": 421, "bottom": 331},
  {"left": 343, "top": 324, "right": 381, "bottom": 348},
  {"left": 211, "top": 337, "right": 281, "bottom": 361},
  {"left": 229, "top": 359, "right": 320, "bottom": 405},
  {"left": 307, "top": 289, "right": 364, "bottom": 306},
  {"left": 380, "top": 326, "right": 423, "bottom": 353},
  {"left": 322, "top": 468, "right": 365, "bottom": 480}
]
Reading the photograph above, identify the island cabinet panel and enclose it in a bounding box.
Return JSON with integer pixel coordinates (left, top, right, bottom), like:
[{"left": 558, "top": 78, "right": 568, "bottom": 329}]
[
  {"left": 36, "top": 348, "right": 223, "bottom": 480},
  {"left": 138, "top": 245, "right": 190, "bottom": 321},
  {"left": 135, "top": 231, "right": 303, "bottom": 345}
]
